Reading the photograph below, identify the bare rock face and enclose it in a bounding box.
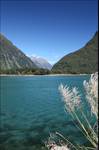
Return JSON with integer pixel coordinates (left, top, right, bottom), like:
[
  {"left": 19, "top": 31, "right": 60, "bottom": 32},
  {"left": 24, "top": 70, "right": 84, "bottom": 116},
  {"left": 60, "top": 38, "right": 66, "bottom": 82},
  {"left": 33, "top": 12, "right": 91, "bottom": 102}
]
[{"left": 30, "top": 56, "right": 52, "bottom": 70}]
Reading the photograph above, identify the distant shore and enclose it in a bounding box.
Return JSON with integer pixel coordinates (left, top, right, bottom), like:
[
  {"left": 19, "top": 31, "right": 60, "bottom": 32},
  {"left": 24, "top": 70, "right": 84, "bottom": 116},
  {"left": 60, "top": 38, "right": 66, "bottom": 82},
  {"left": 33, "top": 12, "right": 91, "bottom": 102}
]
[{"left": 0, "top": 74, "right": 90, "bottom": 77}]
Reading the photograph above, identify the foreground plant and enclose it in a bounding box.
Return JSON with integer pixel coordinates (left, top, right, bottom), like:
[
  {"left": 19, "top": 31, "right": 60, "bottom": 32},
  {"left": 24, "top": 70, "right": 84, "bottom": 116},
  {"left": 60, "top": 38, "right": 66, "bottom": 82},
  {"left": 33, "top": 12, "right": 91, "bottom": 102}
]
[{"left": 46, "top": 72, "right": 98, "bottom": 150}]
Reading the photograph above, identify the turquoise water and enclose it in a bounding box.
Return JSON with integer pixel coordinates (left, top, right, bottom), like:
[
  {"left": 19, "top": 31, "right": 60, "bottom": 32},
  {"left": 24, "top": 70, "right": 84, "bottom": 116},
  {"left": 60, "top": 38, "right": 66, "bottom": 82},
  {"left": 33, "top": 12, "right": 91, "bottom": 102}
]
[{"left": 0, "top": 75, "right": 90, "bottom": 150}]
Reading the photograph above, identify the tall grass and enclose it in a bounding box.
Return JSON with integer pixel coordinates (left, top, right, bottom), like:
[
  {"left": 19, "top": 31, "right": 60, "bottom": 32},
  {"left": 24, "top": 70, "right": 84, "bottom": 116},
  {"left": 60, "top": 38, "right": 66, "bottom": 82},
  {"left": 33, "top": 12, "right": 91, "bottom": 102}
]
[{"left": 46, "top": 72, "right": 98, "bottom": 150}]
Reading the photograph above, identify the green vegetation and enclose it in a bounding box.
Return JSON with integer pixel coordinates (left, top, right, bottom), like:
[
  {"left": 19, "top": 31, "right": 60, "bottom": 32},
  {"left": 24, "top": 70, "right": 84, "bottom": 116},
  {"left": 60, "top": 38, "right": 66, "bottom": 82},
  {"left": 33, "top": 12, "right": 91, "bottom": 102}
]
[
  {"left": 0, "top": 33, "right": 51, "bottom": 75},
  {"left": 0, "top": 32, "right": 98, "bottom": 75},
  {"left": 0, "top": 33, "right": 37, "bottom": 71},
  {"left": 0, "top": 68, "right": 50, "bottom": 75},
  {"left": 52, "top": 32, "right": 98, "bottom": 74}
]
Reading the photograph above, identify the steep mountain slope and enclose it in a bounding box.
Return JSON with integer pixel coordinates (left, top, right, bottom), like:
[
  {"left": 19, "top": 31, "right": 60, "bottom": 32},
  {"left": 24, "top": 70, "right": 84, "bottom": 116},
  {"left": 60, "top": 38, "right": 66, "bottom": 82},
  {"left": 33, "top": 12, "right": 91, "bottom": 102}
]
[
  {"left": 52, "top": 32, "right": 98, "bottom": 74},
  {"left": 30, "top": 56, "right": 52, "bottom": 70},
  {"left": 0, "top": 34, "right": 37, "bottom": 71}
]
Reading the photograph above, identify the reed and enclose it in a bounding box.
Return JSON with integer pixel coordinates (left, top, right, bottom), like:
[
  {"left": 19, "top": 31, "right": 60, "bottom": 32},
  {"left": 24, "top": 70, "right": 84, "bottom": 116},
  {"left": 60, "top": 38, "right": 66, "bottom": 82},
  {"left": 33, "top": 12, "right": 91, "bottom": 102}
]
[{"left": 46, "top": 72, "right": 98, "bottom": 150}]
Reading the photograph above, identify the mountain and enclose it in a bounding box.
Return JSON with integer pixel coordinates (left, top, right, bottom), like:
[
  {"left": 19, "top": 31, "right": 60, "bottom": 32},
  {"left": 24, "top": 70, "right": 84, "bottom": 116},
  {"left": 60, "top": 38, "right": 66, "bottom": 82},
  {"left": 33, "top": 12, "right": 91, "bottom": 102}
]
[
  {"left": 52, "top": 32, "right": 98, "bottom": 74},
  {"left": 0, "top": 33, "right": 37, "bottom": 71},
  {"left": 30, "top": 56, "right": 52, "bottom": 70}
]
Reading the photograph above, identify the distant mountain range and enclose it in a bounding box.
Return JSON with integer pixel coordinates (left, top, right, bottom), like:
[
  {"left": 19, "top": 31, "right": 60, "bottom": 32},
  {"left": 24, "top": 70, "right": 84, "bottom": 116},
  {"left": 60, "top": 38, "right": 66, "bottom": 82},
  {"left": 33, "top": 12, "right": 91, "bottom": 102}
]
[
  {"left": 0, "top": 33, "right": 37, "bottom": 71},
  {"left": 52, "top": 32, "right": 98, "bottom": 74},
  {"left": 30, "top": 56, "right": 52, "bottom": 70},
  {"left": 0, "top": 32, "right": 98, "bottom": 74}
]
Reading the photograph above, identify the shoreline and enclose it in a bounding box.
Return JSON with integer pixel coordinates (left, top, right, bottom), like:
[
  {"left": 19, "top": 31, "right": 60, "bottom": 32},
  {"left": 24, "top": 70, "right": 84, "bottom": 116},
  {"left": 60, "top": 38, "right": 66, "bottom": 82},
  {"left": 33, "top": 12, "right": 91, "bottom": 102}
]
[{"left": 0, "top": 74, "right": 90, "bottom": 77}]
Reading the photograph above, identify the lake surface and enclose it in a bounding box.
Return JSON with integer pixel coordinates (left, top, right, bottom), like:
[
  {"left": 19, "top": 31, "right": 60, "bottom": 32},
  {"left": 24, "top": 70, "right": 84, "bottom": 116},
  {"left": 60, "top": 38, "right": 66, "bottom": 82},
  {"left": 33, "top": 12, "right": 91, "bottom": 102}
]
[{"left": 0, "top": 75, "right": 90, "bottom": 150}]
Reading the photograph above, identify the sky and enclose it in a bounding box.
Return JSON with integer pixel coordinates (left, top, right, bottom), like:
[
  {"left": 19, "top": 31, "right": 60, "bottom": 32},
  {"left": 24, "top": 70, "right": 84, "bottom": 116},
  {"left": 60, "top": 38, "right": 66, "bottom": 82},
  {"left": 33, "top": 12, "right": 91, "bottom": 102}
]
[{"left": 1, "top": 0, "right": 98, "bottom": 64}]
